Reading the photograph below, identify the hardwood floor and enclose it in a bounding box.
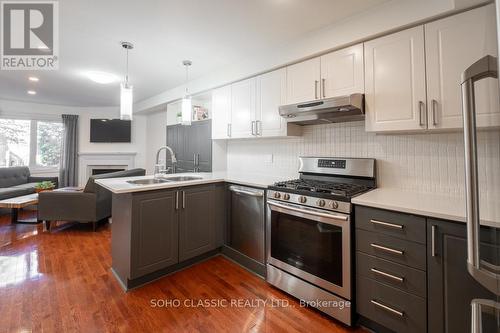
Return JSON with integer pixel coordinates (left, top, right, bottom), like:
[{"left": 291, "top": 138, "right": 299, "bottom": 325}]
[{"left": 0, "top": 211, "right": 365, "bottom": 333}]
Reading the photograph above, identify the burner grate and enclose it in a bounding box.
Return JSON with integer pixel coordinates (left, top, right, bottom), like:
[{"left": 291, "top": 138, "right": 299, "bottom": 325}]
[{"left": 273, "top": 179, "right": 371, "bottom": 197}]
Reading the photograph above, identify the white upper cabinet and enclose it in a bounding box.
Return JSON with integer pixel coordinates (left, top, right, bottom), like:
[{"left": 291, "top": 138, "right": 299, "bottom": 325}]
[
  {"left": 256, "top": 68, "right": 301, "bottom": 137},
  {"left": 425, "top": 4, "right": 499, "bottom": 129},
  {"left": 230, "top": 77, "right": 257, "bottom": 138},
  {"left": 211, "top": 85, "right": 232, "bottom": 139},
  {"left": 320, "top": 44, "right": 364, "bottom": 98},
  {"left": 286, "top": 57, "right": 321, "bottom": 104},
  {"left": 364, "top": 26, "right": 427, "bottom": 132},
  {"left": 286, "top": 44, "right": 365, "bottom": 105}
]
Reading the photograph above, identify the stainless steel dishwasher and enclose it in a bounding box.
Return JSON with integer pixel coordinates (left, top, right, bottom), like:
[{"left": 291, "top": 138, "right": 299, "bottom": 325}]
[{"left": 227, "top": 185, "right": 265, "bottom": 264}]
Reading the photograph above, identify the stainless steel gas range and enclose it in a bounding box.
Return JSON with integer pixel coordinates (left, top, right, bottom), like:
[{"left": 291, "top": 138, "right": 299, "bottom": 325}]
[{"left": 266, "top": 157, "right": 376, "bottom": 326}]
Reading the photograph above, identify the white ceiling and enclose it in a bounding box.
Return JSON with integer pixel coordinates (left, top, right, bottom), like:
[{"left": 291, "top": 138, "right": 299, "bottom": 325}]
[{"left": 0, "top": 0, "right": 388, "bottom": 107}]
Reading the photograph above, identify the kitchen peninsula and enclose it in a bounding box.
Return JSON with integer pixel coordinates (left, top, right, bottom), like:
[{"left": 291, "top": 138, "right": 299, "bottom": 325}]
[{"left": 96, "top": 173, "right": 275, "bottom": 290}]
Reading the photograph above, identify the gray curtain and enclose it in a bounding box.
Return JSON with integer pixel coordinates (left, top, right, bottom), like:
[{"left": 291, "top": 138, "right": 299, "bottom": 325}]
[{"left": 59, "top": 114, "right": 78, "bottom": 187}]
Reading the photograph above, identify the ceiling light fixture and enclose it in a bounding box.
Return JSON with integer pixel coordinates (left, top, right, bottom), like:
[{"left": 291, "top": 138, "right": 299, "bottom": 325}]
[
  {"left": 27, "top": 90, "right": 37, "bottom": 95},
  {"left": 181, "top": 60, "right": 192, "bottom": 126},
  {"left": 28, "top": 76, "right": 39, "bottom": 82},
  {"left": 86, "top": 71, "right": 118, "bottom": 84},
  {"left": 120, "top": 41, "right": 134, "bottom": 121}
]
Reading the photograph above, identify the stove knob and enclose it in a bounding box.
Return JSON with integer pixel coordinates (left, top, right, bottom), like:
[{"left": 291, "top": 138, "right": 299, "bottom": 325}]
[
  {"left": 298, "top": 196, "right": 307, "bottom": 203},
  {"left": 317, "top": 199, "right": 326, "bottom": 207},
  {"left": 330, "top": 201, "right": 339, "bottom": 209},
  {"left": 274, "top": 192, "right": 281, "bottom": 199},
  {"left": 283, "top": 193, "right": 290, "bottom": 200}
]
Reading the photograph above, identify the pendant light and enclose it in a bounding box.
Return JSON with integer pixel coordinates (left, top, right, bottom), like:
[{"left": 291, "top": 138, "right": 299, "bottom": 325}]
[
  {"left": 181, "top": 60, "right": 192, "bottom": 125},
  {"left": 120, "top": 41, "right": 134, "bottom": 121}
]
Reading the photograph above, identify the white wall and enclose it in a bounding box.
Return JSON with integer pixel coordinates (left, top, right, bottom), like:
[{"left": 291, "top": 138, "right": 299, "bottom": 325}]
[
  {"left": 136, "top": 0, "right": 488, "bottom": 112},
  {"left": 0, "top": 99, "right": 147, "bottom": 175},
  {"left": 145, "top": 108, "right": 168, "bottom": 174},
  {"left": 227, "top": 122, "right": 500, "bottom": 200}
]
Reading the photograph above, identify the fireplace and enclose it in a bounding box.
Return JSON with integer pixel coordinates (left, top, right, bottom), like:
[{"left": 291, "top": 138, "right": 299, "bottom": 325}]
[
  {"left": 91, "top": 168, "right": 126, "bottom": 176},
  {"left": 78, "top": 152, "right": 136, "bottom": 186}
]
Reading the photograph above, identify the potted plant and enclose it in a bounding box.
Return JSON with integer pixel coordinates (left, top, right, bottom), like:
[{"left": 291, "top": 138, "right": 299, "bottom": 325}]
[
  {"left": 35, "top": 181, "right": 56, "bottom": 193},
  {"left": 176, "top": 112, "right": 182, "bottom": 123}
]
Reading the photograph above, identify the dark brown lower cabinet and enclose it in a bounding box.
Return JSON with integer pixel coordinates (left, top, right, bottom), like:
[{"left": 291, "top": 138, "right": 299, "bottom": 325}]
[
  {"left": 179, "top": 185, "right": 216, "bottom": 261},
  {"left": 113, "top": 184, "right": 226, "bottom": 287},
  {"left": 130, "top": 189, "right": 179, "bottom": 279},
  {"left": 427, "top": 218, "right": 499, "bottom": 333}
]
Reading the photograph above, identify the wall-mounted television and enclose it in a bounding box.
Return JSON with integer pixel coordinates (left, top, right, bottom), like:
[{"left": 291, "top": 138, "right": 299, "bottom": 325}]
[{"left": 90, "top": 119, "right": 131, "bottom": 143}]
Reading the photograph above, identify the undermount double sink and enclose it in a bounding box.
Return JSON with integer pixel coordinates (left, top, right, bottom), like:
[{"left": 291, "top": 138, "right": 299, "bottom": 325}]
[{"left": 127, "top": 175, "right": 203, "bottom": 186}]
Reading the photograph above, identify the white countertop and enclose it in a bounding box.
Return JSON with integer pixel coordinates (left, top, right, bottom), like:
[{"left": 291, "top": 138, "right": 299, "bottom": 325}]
[
  {"left": 97, "top": 173, "right": 500, "bottom": 228},
  {"left": 95, "top": 172, "right": 285, "bottom": 194},
  {"left": 352, "top": 188, "right": 500, "bottom": 228}
]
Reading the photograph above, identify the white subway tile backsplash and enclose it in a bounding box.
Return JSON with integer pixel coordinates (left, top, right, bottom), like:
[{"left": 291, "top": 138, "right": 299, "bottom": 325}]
[{"left": 227, "top": 121, "right": 500, "bottom": 198}]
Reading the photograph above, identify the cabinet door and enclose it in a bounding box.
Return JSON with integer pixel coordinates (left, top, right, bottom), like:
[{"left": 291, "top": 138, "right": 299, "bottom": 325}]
[
  {"left": 231, "top": 77, "right": 256, "bottom": 138},
  {"left": 179, "top": 185, "right": 215, "bottom": 261},
  {"left": 320, "top": 44, "right": 364, "bottom": 98},
  {"left": 183, "top": 124, "right": 196, "bottom": 171},
  {"left": 131, "top": 190, "right": 179, "bottom": 279},
  {"left": 211, "top": 85, "right": 231, "bottom": 139},
  {"left": 194, "top": 120, "right": 212, "bottom": 172},
  {"left": 166, "top": 124, "right": 185, "bottom": 169},
  {"left": 425, "top": 4, "right": 499, "bottom": 130},
  {"left": 427, "top": 219, "right": 498, "bottom": 333},
  {"left": 364, "top": 26, "right": 427, "bottom": 132},
  {"left": 256, "top": 68, "right": 287, "bottom": 137},
  {"left": 286, "top": 57, "right": 321, "bottom": 104}
]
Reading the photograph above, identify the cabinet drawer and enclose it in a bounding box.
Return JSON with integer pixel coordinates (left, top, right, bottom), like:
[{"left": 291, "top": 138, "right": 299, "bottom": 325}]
[
  {"left": 356, "top": 229, "right": 426, "bottom": 270},
  {"left": 356, "top": 275, "right": 426, "bottom": 333},
  {"left": 356, "top": 251, "right": 426, "bottom": 298},
  {"left": 355, "top": 206, "right": 426, "bottom": 244}
]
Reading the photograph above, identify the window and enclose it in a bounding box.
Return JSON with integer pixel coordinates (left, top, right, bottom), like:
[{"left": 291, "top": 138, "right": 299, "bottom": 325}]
[{"left": 0, "top": 118, "right": 63, "bottom": 170}]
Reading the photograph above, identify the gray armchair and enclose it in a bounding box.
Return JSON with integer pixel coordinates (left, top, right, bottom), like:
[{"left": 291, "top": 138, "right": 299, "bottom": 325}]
[{"left": 38, "top": 168, "right": 145, "bottom": 231}]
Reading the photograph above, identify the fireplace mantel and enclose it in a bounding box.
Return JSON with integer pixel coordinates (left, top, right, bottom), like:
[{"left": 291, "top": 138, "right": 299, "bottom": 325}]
[{"left": 78, "top": 152, "right": 136, "bottom": 186}]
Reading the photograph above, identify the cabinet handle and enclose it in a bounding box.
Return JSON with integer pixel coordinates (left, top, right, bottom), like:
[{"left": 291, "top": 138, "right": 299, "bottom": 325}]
[
  {"left": 371, "top": 300, "right": 404, "bottom": 317},
  {"left": 370, "top": 268, "right": 404, "bottom": 282},
  {"left": 251, "top": 121, "right": 256, "bottom": 135},
  {"left": 227, "top": 123, "right": 232, "bottom": 137},
  {"left": 322, "top": 78, "right": 326, "bottom": 98},
  {"left": 182, "top": 191, "right": 185, "bottom": 209},
  {"left": 315, "top": 80, "right": 319, "bottom": 99},
  {"left": 419, "top": 101, "right": 426, "bottom": 127},
  {"left": 431, "top": 225, "right": 437, "bottom": 257},
  {"left": 432, "top": 99, "right": 438, "bottom": 126},
  {"left": 370, "top": 243, "right": 404, "bottom": 256},
  {"left": 370, "top": 219, "right": 404, "bottom": 230},
  {"left": 175, "top": 191, "right": 179, "bottom": 210},
  {"left": 256, "top": 120, "right": 262, "bottom": 136}
]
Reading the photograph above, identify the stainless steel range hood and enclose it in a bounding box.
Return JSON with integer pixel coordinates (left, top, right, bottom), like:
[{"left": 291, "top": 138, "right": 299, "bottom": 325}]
[{"left": 279, "top": 93, "right": 364, "bottom": 125}]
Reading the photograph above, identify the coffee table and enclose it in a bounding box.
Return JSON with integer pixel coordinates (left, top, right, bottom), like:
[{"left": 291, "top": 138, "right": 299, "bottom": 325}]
[{"left": 0, "top": 193, "right": 40, "bottom": 224}]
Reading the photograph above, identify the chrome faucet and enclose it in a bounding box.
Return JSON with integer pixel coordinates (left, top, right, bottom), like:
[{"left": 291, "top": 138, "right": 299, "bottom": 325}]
[{"left": 154, "top": 146, "right": 177, "bottom": 178}]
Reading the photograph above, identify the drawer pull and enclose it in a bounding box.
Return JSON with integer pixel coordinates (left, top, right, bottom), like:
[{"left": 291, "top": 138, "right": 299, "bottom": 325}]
[
  {"left": 370, "top": 219, "right": 404, "bottom": 229},
  {"left": 370, "top": 268, "right": 404, "bottom": 282},
  {"left": 370, "top": 243, "right": 404, "bottom": 256},
  {"left": 371, "top": 299, "right": 405, "bottom": 317}
]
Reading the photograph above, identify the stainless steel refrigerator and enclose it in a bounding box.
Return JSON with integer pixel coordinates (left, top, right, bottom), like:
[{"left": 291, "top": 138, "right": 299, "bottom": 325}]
[{"left": 460, "top": 2, "right": 500, "bottom": 331}]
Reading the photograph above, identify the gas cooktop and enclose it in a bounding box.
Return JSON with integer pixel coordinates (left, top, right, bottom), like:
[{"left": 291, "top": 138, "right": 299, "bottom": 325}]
[{"left": 270, "top": 178, "right": 373, "bottom": 199}]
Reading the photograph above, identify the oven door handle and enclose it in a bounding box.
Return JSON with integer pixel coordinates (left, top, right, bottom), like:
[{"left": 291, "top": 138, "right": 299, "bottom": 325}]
[{"left": 267, "top": 200, "right": 348, "bottom": 221}]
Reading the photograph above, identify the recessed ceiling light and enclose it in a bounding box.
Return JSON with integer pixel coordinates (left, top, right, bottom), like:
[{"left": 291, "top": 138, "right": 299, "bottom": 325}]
[
  {"left": 29, "top": 76, "right": 39, "bottom": 82},
  {"left": 27, "top": 90, "right": 37, "bottom": 95},
  {"left": 85, "top": 71, "right": 119, "bottom": 84}
]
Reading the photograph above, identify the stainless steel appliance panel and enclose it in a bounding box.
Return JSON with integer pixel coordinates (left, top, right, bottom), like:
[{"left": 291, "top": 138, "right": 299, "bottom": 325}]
[{"left": 228, "top": 185, "right": 265, "bottom": 263}]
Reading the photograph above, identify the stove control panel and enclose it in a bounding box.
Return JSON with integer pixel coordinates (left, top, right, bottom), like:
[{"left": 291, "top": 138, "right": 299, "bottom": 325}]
[
  {"left": 267, "top": 190, "right": 351, "bottom": 214},
  {"left": 318, "top": 159, "right": 346, "bottom": 169}
]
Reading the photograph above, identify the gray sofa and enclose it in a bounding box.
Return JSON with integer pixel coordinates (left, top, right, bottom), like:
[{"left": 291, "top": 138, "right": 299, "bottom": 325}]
[
  {"left": 38, "top": 168, "right": 145, "bottom": 231},
  {"left": 0, "top": 166, "right": 59, "bottom": 199}
]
